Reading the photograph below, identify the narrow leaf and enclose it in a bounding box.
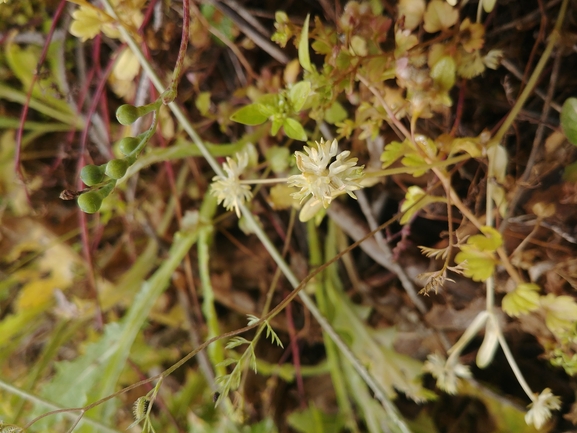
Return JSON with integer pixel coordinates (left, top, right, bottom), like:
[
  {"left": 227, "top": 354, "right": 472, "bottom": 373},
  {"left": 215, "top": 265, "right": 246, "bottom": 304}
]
[{"left": 298, "top": 15, "right": 312, "bottom": 72}]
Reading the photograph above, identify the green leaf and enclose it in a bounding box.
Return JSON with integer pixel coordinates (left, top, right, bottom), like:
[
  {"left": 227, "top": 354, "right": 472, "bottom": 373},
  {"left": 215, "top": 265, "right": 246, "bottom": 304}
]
[
  {"left": 380, "top": 140, "right": 407, "bottom": 168},
  {"left": 195, "top": 91, "right": 211, "bottom": 116},
  {"left": 225, "top": 336, "right": 250, "bottom": 350},
  {"left": 324, "top": 101, "right": 348, "bottom": 124},
  {"left": 430, "top": 56, "right": 456, "bottom": 91},
  {"left": 502, "top": 283, "right": 540, "bottom": 317},
  {"left": 400, "top": 186, "right": 446, "bottom": 224},
  {"left": 423, "top": 0, "right": 458, "bottom": 33},
  {"left": 401, "top": 153, "right": 430, "bottom": 177},
  {"left": 298, "top": 14, "right": 312, "bottom": 72},
  {"left": 271, "top": 118, "right": 283, "bottom": 135},
  {"left": 230, "top": 103, "right": 269, "bottom": 125},
  {"left": 561, "top": 97, "right": 577, "bottom": 146},
  {"left": 288, "top": 404, "right": 345, "bottom": 433},
  {"left": 454, "top": 247, "right": 497, "bottom": 282},
  {"left": 265, "top": 321, "right": 284, "bottom": 348},
  {"left": 36, "top": 323, "right": 124, "bottom": 428},
  {"left": 283, "top": 118, "right": 307, "bottom": 141},
  {"left": 265, "top": 145, "right": 290, "bottom": 173},
  {"left": 288, "top": 81, "right": 311, "bottom": 112},
  {"left": 468, "top": 226, "right": 503, "bottom": 252},
  {"left": 540, "top": 294, "right": 577, "bottom": 333}
]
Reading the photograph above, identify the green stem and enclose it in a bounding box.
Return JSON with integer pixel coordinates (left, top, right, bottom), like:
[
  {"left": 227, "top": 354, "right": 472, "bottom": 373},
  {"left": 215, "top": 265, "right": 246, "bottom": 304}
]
[{"left": 198, "top": 194, "right": 225, "bottom": 376}]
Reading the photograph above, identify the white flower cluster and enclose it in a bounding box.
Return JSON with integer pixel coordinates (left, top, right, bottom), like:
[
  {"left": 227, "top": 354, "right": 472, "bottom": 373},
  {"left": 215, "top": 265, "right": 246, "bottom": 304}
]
[
  {"left": 210, "top": 151, "right": 253, "bottom": 218},
  {"left": 288, "top": 138, "right": 364, "bottom": 221}
]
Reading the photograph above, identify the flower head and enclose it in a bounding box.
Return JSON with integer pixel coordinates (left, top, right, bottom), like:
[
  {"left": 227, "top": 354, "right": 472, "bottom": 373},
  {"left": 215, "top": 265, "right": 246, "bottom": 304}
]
[
  {"left": 210, "top": 151, "right": 253, "bottom": 218},
  {"left": 288, "top": 139, "right": 364, "bottom": 220},
  {"left": 525, "top": 388, "right": 561, "bottom": 429},
  {"left": 424, "top": 353, "right": 471, "bottom": 395}
]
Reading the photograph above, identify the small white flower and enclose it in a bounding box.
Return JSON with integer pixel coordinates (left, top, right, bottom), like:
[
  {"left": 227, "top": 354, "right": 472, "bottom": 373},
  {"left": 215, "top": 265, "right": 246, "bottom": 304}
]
[
  {"left": 525, "top": 388, "right": 561, "bottom": 429},
  {"left": 424, "top": 353, "right": 471, "bottom": 395},
  {"left": 288, "top": 138, "right": 364, "bottom": 220},
  {"left": 210, "top": 151, "right": 253, "bottom": 217}
]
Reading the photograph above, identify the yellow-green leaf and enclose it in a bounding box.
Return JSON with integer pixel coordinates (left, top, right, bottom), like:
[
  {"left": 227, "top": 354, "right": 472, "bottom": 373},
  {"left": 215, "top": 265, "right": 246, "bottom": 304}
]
[
  {"left": 454, "top": 246, "right": 497, "bottom": 282},
  {"left": 430, "top": 56, "right": 456, "bottom": 91},
  {"left": 288, "top": 81, "right": 311, "bottom": 112},
  {"left": 283, "top": 118, "right": 307, "bottom": 141},
  {"left": 401, "top": 152, "right": 429, "bottom": 177},
  {"left": 467, "top": 226, "right": 503, "bottom": 252},
  {"left": 230, "top": 103, "right": 269, "bottom": 125},
  {"left": 423, "top": 0, "right": 458, "bottom": 33},
  {"left": 540, "top": 294, "right": 577, "bottom": 333},
  {"left": 502, "top": 283, "right": 540, "bottom": 317},
  {"left": 380, "top": 140, "right": 407, "bottom": 168},
  {"left": 195, "top": 91, "right": 211, "bottom": 116}
]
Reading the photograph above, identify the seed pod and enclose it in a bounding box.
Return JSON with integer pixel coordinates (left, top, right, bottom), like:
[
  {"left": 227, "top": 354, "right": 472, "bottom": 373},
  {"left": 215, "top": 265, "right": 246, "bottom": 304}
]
[
  {"left": 77, "top": 191, "right": 103, "bottom": 214},
  {"left": 105, "top": 159, "right": 129, "bottom": 179},
  {"left": 80, "top": 164, "right": 105, "bottom": 186},
  {"left": 118, "top": 137, "right": 139, "bottom": 156},
  {"left": 116, "top": 102, "right": 158, "bottom": 125}
]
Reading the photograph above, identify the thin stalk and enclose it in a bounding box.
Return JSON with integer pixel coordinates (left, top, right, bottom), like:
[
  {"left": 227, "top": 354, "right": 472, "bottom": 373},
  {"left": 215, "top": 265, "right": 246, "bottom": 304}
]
[{"left": 496, "top": 328, "right": 535, "bottom": 401}]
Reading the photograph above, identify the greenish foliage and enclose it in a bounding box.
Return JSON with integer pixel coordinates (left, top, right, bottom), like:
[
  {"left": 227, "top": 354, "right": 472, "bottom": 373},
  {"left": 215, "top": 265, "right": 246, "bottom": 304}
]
[{"left": 561, "top": 97, "right": 577, "bottom": 146}]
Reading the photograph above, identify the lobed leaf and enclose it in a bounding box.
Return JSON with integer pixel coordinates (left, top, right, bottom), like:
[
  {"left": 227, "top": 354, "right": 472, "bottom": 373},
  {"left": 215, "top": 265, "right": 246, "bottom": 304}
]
[
  {"left": 502, "top": 283, "right": 540, "bottom": 317},
  {"left": 454, "top": 246, "right": 497, "bottom": 282},
  {"left": 467, "top": 226, "right": 503, "bottom": 252},
  {"left": 380, "top": 140, "right": 407, "bottom": 168}
]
